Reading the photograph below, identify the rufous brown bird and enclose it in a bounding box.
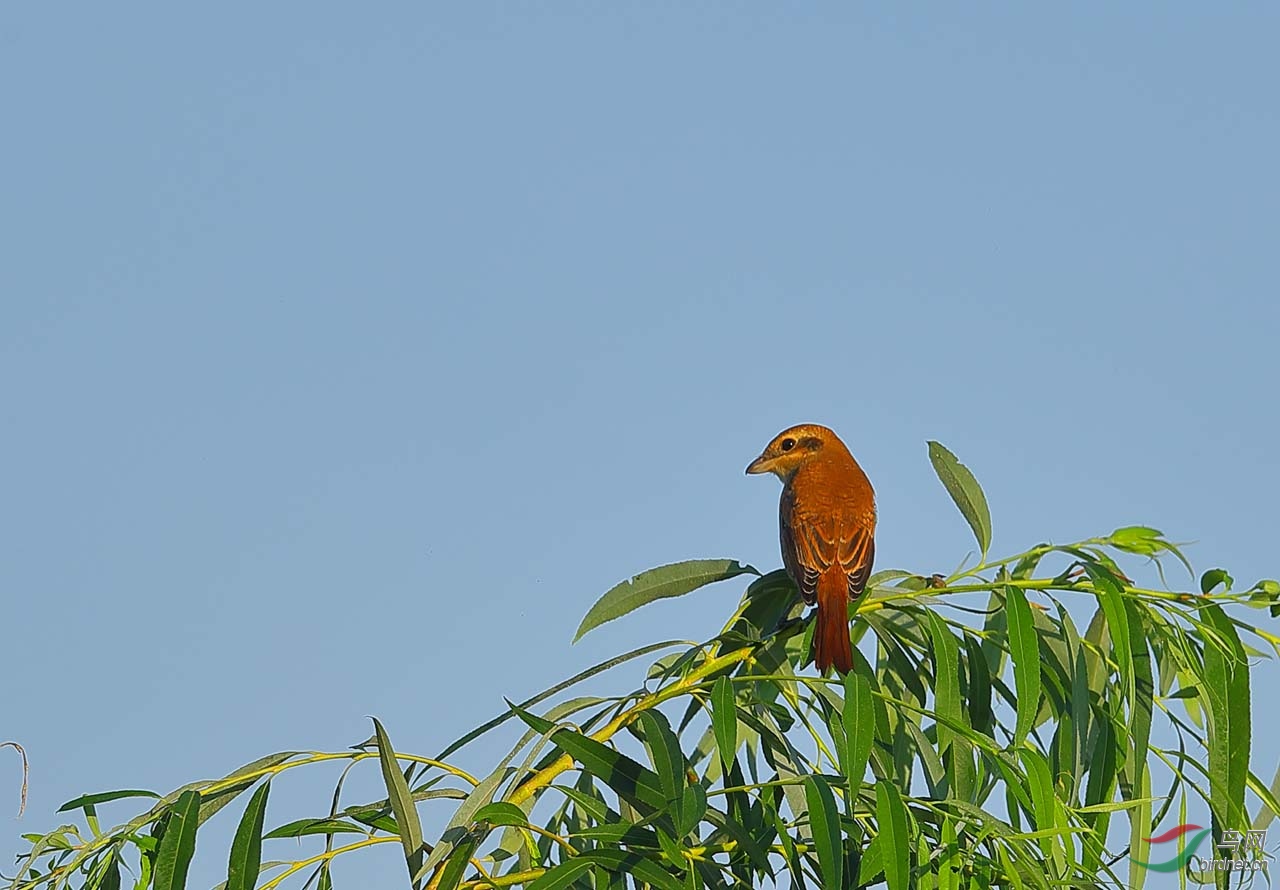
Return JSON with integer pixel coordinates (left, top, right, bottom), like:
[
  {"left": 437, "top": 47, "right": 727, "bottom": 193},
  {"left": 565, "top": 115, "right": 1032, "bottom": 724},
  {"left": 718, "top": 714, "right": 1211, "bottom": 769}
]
[{"left": 746, "top": 424, "right": 876, "bottom": 675}]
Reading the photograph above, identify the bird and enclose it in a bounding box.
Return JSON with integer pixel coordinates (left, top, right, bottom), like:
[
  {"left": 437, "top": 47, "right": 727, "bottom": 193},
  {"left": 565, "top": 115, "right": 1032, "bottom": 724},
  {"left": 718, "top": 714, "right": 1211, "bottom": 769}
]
[{"left": 746, "top": 424, "right": 876, "bottom": 675}]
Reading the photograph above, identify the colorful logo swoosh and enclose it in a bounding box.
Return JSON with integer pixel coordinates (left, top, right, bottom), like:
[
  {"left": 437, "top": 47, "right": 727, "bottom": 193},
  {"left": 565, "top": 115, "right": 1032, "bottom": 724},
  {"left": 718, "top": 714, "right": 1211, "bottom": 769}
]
[{"left": 1131, "top": 823, "right": 1212, "bottom": 873}]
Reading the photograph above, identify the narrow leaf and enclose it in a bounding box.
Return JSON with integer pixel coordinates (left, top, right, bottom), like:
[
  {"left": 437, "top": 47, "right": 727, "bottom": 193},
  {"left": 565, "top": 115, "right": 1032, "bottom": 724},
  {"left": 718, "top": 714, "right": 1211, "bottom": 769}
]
[
  {"left": 804, "top": 777, "right": 843, "bottom": 890},
  {"left": 963, "top": 634, "right": 993, "bottom": 734},
  {"left": 1086, "top": 564, "right": 1133, "bottom": 707},
  {"left": 100, "top": 855, "right": 121, "bottom": 890},
  {"left": 711, "top": 676, "right": 737, "bottom": 769},
  {"left": 154, "top": 790, "right": 200, "bottom": 890},
  {"left": 435, "top": 836, "right": 478, "bottom": 890},
  {"left": 58, "top": 790, "right": 160, "bottom": 812},
  {"left": 1005, "top": 586, "right": 1041, "bottom": 745},
  {"left": 876, "top": 781, "right": 910, "bottom": 890},
  {"left": 262, "top": 818, "right": 366, "bottom": 840},
  {"left": 574, "top": 559, "right": 759, "bottom": 641},
  {"left": 1203, "top": 604, "right": 1251, "bottom": 831},
  {"left": 371, "top": 717, "right": 424, "bottom": 886},
  {"left": 927, "top": 441, "right": 992, "bottom": 557},
  {"left": 637, "top": 710, "right": 686, "bottom": 803},
  {"left": 842, "top": 672, "right": 874, "bottom": 807},
  {"left": 509, "top": 700, "right": 666, "bottom": 811},
  {"left": 226, "top": 783, "right": 269, "bottom": 890},
  {"left": 473, "top": 802, "right": 529, "bottom": 827},
  {"left": 526, "top": 858, "right": 594, "bottom": 890}
]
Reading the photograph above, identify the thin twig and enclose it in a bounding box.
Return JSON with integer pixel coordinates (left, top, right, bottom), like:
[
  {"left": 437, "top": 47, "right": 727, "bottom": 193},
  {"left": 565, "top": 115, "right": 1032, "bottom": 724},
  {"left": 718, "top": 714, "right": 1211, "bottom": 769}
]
[{"left": 2, "top": 741, "right": 28, "bottom": 817}]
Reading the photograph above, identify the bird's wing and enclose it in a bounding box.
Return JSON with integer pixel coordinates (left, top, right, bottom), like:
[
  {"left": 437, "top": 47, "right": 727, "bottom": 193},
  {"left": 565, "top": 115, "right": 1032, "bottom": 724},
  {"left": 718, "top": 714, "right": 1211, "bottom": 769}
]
[
  {"left": 780, "top": 490, "right": 819, "bottom": 604},
  {"left": 781, "top": 491, "right": 840, "bottom": 605},
  {"left": 781, "top": 517, "right": 821, "bottom": 605},
  {"left": 839, "top": 530, "right": 875, "bottom": 600}
]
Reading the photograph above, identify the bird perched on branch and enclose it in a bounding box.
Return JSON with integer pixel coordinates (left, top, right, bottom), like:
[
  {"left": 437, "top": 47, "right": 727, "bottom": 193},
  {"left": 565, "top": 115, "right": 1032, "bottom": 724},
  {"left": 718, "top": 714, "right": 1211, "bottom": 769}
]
[{"left": 746, "top": 424, "right": 876, "bottom": 675}]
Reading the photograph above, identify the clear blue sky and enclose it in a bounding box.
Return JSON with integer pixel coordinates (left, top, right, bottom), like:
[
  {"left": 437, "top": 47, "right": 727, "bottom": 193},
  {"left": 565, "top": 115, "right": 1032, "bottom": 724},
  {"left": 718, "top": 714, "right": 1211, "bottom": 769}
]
[{"left": 3, "top": 4, "right": 1277, "bottom": 886}]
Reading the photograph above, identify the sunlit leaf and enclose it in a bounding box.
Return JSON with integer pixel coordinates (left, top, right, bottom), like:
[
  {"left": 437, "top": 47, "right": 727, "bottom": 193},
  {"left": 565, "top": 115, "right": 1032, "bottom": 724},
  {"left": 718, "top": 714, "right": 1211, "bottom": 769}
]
[
  {"left": 1005, "top": 586, "right": 1040, "bottom": 745},
  {"left": 804, "top": 776, "right": 842, "bottom": 890},
  {"left": 371, "top": 717, "right": 424, "bottom": 887},
  {"left": 1200, "top": 568, "right": 1233, "bottom": 594},
  {"left": 154, "top": 790, "right": 200, "bottom": 890},
  {"left": 510, "top": 700, "right": 665, "bottom": 811},
  {"left": 927, "top": 441, "right": 992, "bottom": 557},
  {"left": 1085, "top": 564, "right": 1133, "bottom": 707},
  {"left": 1202, "top": 604, "right": 1251, "bottom": 830},
  {"left": 574, "top": 559, "right": 759, "bottom": 641},
  {"left": 435, "top": 835, "right": 478, "bottom": 890},
  {"left": 876, "top": 781, "right": 910, "bottom": 890},
  {"left": 842, "top": 671, "right": 874, "bottom": 807},
  {"left": 637, "top": 710, "right": 686, "bottom": 804},
  {"left": 226, "top": 783, "right": 269, "bottom": 890},
  {"left": 711, "top": 676, "right": 737, "bottom": 769},
  {"left": 58, "top": 790, "right": 160, "bottom": 812},
  {"left": 474, "top": 801, "right": 528, "bottom": 827},
  {"left": 263, "top": 818, "right": 365, "bottom": 839}
]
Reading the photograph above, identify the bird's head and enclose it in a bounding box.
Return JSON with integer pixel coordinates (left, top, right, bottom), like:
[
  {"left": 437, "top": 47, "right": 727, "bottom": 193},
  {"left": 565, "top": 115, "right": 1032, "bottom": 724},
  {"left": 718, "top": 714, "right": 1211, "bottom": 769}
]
[{"left": 745, "top": 423, "right": 841, "bottom": 482}]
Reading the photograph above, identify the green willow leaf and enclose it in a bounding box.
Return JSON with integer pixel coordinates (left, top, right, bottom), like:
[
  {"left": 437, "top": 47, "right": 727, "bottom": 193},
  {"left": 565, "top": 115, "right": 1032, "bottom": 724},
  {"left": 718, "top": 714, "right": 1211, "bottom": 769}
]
[
  {"left": 371, "top": 717, "right": 424, "bottom": 887},
  {"left": 702, "top": 805, "right": 770, "bottom": 875},
  {"left": 803, "top": 777, "right": 842, "bottom": 890},
  {"left": 415, "top": 762, "right": 508, "bottom": 882},
  {"left": 675, "top": 783, "right": 707, "bottom": 838},
  {"left": 1019, "top": 749, "right": 1054, "bottom": 860},
  {"left": 1108, "top": 526, "right": 1163, "bottom": 554},
  {"left": 510, "top": 700, "right": 665, "bottom": 811},
  {"left": 219, "top": 752, "right": 300, "bottom": 784},
  {"left": 435, "top": 836, "right": 478, "bottom": 890},
  {"left": 1084, "top": 716, "right": 1116, "bottom": 809},
  {"left": 1005, "top": 586, "right": 1040, "bottom": 745},
  {"left": 876, "top": 781, "right": 910, "bottom": 890},
  {"left": 526, "top": 858, "right": 594, "bottom": 890},
  {"left": 100, "top": 855, "right": 122, "bottom": 890},
  {"left": 963, "top": 634, "right": 993, "bottom": 734},
  {"left": 927, "top": 441, "right": 992, "bottom": 557},
  {"left": 195, "top": 753, "right": 298, "bottom": 829},
  {"left": 1202, "top": 603, "right": 1251, "bottom": 830},
  {"left": 711, "top": 676, "right": 737, "bottom": 769},
  {"left": 532, "top": 850, "right": 684, "bottom": 890},
  {"left": 843, "top": 672, "right": 874, "bottom": 807},
  {"left": 1122, "top": 601, "right": 1154, "bottom": 806},
  {"left": 926, "top": 613, "right": 962, "bottom": 751},
  {"left": 1200, "top": 568, "right": 1233, "bottom": 594},
  {"left": 1253, "top": 762, "right": 1280, "bottom": 831},
  {"left": 1108, "top": 526, "right": 1194, "bottom": 576},
  {"left": 1085, "top": 564, "right": 1133, "bottom": 707},
  {"left": 473, "top": 802, "right": 528, "bottom": 827},
  {"left": 637, "top": 710, "right": 686, "bottom": 804},
  {"left": 926, "top": 613, "right": 976, "bottom": 799},
  {"left": 574, "top": 559, "right": 759, "bottom": 642},
  {"left": 154, "top": 790, "right": 200, "bottom": 890},
  {"left": 226, "top": 783, "right": 269, "bottom": 890},
  {"left": 58, "top": 790, "right": 161, "bottom": 812},
  {"left": 858, "top": 834, "right": 884, "bottom": 886},
  {"left": 262, "top": 818, "right": 365, "bottom": 839},
  {"left": 938, "top": 817, "right": 959, "bottom": 890}
]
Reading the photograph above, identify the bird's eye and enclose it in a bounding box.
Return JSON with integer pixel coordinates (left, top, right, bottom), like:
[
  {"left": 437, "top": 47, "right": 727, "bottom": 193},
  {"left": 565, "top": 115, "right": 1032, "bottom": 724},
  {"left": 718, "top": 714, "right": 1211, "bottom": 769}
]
[{"left": 780, "top": 438, "right": 796, "bottom": 452}]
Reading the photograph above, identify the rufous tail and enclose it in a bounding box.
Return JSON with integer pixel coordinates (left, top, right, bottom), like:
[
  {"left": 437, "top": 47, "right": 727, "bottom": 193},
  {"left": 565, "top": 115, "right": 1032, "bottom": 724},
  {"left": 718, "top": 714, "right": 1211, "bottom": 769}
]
[{"left": 815, "top": 569, "right": 853, "bottom": 675}]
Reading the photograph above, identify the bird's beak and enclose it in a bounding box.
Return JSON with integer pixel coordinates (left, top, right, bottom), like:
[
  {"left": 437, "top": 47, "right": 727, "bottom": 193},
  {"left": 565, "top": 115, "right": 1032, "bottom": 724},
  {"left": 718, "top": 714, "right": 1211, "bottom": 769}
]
[{"left": 745, "top": 454, "right": 771, "bottom": 475}]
